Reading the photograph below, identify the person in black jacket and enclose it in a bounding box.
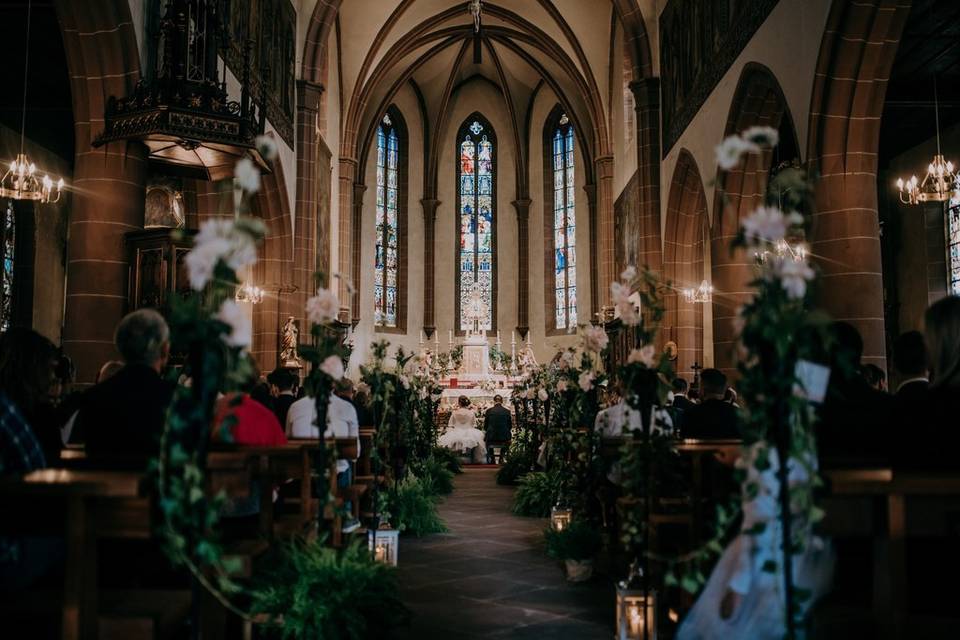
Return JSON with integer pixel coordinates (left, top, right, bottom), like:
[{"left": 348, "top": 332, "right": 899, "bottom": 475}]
[
  {"left": 483, "top": 395, "right": 512, "bottom": 463},
  {"left": 75, "top": 309, "right": 174, "bottom": 462},
  {"left": 267, "top": 366, "right": 299, "bottom": 429},
  {"left": 679, "top": 369, "right": 740, "bottom": 439},
  {"left": 892, "top": 330, "right": 929, "bottom": 405}
]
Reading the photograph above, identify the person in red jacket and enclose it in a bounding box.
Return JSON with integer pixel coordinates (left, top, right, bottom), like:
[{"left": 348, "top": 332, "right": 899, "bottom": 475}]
[{"left": 212, "top": 392, "right": 287, "bottom": 446}]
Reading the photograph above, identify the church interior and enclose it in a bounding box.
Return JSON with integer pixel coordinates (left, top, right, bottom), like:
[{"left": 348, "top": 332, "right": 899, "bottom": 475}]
[{"left": 2, "top": 0, "right": 960, "bottom": 638}]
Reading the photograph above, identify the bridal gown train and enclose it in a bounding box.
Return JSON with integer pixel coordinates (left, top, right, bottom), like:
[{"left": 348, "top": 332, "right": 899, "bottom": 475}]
[{"left": 438, "top": 407, "right": 486, "bottom": 461}]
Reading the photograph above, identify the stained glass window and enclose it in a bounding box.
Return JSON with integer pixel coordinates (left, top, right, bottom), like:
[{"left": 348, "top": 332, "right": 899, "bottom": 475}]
[
  {"left": 1, "top": 201, "right": 14, "bottom": 331},
  {"left": 948, "top": 189, "right": 960, "bottom": 295},
  {"left": 552, "top": 114, "right": 577, "bottom": 330},
  {"left": 374, "top": 113, "right": 400, "bottom": 327},
  {"left": 458, "top": 117, "right": 495, "bottom": 332}
]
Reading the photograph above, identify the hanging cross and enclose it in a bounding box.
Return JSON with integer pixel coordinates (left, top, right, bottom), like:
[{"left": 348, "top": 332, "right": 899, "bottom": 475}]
[
  {"left": 691, "top": 361, "right": 703, "bottom": 388},
  {"left": 469, "top": 0, "right": 483, "bottom": 63}
]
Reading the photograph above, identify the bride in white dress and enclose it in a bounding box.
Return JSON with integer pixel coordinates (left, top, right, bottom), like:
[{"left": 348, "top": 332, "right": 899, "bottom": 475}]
[{"left": 438, "top": 396, "right": 486, "bottom": 462}]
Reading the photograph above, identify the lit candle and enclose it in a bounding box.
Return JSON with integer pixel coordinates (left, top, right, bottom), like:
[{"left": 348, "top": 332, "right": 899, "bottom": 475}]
[
  {"left": 448, "top": 329, "right": 453, "bottom": 345},
  {"left": 419, "top": 329, "right": 424, "bottom": 345},
  {"left": 375, "top": 544, "right": 388, "bottom": 563},
  {"left": 511, "top": 330, "right": 516, "bottom": 344},
  {"left": 496, "top": 330, "right": 501, "bottom": 345},
  {"left": 628, "top": 604, "right": 644, "bottom": 636}
]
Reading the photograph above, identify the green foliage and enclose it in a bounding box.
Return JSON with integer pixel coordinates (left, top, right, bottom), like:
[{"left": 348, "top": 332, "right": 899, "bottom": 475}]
[
  {"left": 411, "top": 455, "right": 455, "bottom": 496},
  {"left": 252, "top": 540, "right": 410, "bottom": 640},
  {"left": 544, "top": 520, "right": 602, "bottom": 561},
  {"left": 379, "top": 475, "right": 448, "bottom": 537},
  {"left": 495, "top": 454, "right": 530, "bottom": 485},
  {"left": 512, "top": 471, "right": 560, "bottom": 517},
  {"left": 431, "top": 446, "right": 463, "bottom": 475}
]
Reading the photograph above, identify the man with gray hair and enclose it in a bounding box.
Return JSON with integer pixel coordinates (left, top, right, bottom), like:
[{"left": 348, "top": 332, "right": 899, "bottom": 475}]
[{"left": 77, "top": 309, "right": 174, "bottom": 459}]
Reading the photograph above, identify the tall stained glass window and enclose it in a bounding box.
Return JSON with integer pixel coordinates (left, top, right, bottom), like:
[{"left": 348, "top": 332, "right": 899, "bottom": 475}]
[
  {"left": 552, "top": 114, "right": 577, "bottom": 329},
  {"left": 375, "top": 112, "right": 400, "bottom": 327},
  {"left": 0, "top": 201, "right": 14, "bottom": 331},
  {"left": 458, "top": 117, "right": 496, "bottom": 332},
  {"left": 949, "top": 190, "right": 960, "bottom": 295}
]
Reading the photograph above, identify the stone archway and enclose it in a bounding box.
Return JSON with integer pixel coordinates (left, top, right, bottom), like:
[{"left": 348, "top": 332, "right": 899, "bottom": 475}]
[
  {"left": 663, "top": 150, "right": 708, "bottom": 380},
  {"left": 711, "top": 63, "right": 796, "bottom": 380},
  {"left": 806, "top": 0, "right": 911, "bottom": 369}
]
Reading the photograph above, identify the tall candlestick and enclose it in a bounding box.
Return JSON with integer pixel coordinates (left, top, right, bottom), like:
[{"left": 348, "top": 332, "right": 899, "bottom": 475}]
[
  {"left": 496, "top": 330, "right": 501, "bottom": 345},
  {"left": 448, "top": 329, "right": 453, "bottom": 346},
  {"left": 419, "top": 329, "right": 424, "bottom": 345},
  {"left": 511, "top": 330, "right": 516, "bottom": 345}
]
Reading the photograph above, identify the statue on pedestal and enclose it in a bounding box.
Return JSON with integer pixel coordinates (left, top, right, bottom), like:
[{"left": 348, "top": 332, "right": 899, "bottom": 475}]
[{"left": 280, "top": 316, "right": 302, "bottom": 368}]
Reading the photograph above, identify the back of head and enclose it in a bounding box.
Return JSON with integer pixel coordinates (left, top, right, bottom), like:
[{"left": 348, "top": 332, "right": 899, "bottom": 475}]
[
  {"left": 334, "top": 377, "right": 355, "bottom": 397},
  {"left": 700, "top": 368, "right": 727, "bottom": 398},
  {"left": 672, "top": 377, "right": 688, "bottom": 394},
  {"left": 96, "top": 360, "right": 125, "bottom": 384},
  {"left": 458, "top": 395, "right": 470, "bottom": 408},
  {"left": 829, "top": 321, "right": 864, "bottom": 372},
  {"left": 892, "top": 330, "right": 927, "bottom": 378},
  {"left": 0, "top": 328, "right": 57, "bottom": 417},
  {"left": 862, "top": 364, "right": 886, "bottom": 390},
  {"left": 267, "top": 366, "right": 298, "bottom": 391},
  {"left": 493, "top": 394, "right": 503, "bottom": 404},
  {"left": 115, "top": 309, "right": 170, "bottom": 368},
  {"left": 925, "top": 295, "right": 960, "bottom": 388}
]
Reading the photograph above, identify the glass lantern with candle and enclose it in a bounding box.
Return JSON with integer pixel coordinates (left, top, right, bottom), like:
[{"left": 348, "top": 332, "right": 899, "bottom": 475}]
[
  {"left": 550, "top": 505, "right": 573, "bottom": 532},
  {"left": 368, "top": 525, "right": 399, "bottom": 566},
  {"left": 616, "top": 581, "right": 657, "bottom": 640}
]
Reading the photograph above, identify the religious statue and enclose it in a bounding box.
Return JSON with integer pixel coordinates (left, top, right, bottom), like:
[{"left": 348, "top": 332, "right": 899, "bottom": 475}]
[
  {"left": 280, "top": 316, "right": 301, "bottom": 368},
  {"left": 464, "top": 281, "right": 485, "bottom": 336},
  {"left": 469, "top": 0, "right": 482, "bottom": 33}
]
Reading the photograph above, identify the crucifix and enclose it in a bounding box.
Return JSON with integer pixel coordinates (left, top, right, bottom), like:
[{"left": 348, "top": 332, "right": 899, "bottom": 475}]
[
  {"left": 691, "top": 361, "right": 703, "bottom": 389},
  {"left": 469, "top": 0, "right": 483, "bottom": 62}
]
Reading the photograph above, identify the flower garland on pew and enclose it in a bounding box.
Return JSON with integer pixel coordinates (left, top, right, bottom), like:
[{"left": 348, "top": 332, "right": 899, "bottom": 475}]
[{"left": 656, "top": 128, "right": 829, "bottom": 637}]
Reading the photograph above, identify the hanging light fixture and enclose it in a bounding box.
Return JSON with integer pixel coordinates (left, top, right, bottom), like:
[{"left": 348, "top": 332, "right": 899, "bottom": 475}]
[
  {"left": 235, "top": 282, "right": 264, "bottom": 304},
  {"left": 754, "top": 238, "right": 808, "bottom": 265},
  {"left": 895, "top": 76, "right": 958, "bottom": 205},
  {"left": 0, "top": 0, "right": 65, "bottom": 204},
  {"left": 682, "top": 280, "right": 713, "bottom": 304}
]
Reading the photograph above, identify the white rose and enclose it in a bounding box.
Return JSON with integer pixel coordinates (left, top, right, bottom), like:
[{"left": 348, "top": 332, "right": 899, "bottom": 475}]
[
  {"left": 254, "top": 135, "right": 278, "bottom": 161},
  {"left": 582, "top": 325, "right": 609, "bottom": 353},
  {"left": 234, "top": 157, "right": 261, "bottom": 193},
  {"left": 578, "top": 370, "right": 594, "bottom": 392},
  {"left": 306, "top": 287, "right": 340, "bottom": 324},
  {"left": 627, "top": 344, "right": 658, "bottom": 368},
  {"left": 185, "top": 237, "right": 229, "bottom": 291},
  {"left": 620, "top": 265, "right": 637, "bottom": 282},
  {"left": 616, "top": 298, "right": 641, "bottom": 326},
  {"left": 419, "top": 387, "right": 429, "bottom": 400},
  {"left": 400, "top": 375, "right": 411, "bottom": 390},
  {"left": 771, "top": 258, "right": 815, "bottom": 300},
  {"left": 741, "top": 206, "right": 804, "bottom": 247},
  {"left": 320, "top": 355, "right": 344, "bottom": 380},
  {"left": 741, "top": 125, "right": 779, "bottom": 148},
  {"left": 715, "top": 135, "right": 759, "bottom": 170},
  {"left": 538, "top": 388, "right": 549, "bottom": 402},
  {"left": 216, "top": 300, "right": 252, "bottom": 349},
  {"left": 557, "top": 379, "right": 569, "bottom": 392}
]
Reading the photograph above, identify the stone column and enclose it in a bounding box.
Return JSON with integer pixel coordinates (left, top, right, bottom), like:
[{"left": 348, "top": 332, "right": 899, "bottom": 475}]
[
  {"left": 630, "top": 78, "right": 663, "bottom": 277},
  {"left": 512, "top": 198, "right": 532, "bottom": 337},
  {"left": 336, "top": 157, "right": 358, "bottom": 321},
  {"left": 294, "top": 80, "right": 324, "bottom": 317},
  {"left": 64, "top": 141, "right": 147, "bottom": 385},
  {"left": 584, "top": 183, "right": 599, "bottom": 319},
  {"left": 595, "top": 156, "right": 616, "bottom": 307},
  {"left": 351, "top": 182, "right": 366, "bottom": 324},
  {"left": 421, "top": 198, "right": 440, "bottom": 337}
]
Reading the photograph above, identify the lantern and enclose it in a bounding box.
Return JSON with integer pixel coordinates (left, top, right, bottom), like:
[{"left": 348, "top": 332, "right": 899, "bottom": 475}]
[
  {"left": 550, "top": 505, "right": 573, "bottom": 532},
  {"left": 368, "top": 526, "right": 399, "bottom": 566},
  {"left": 616, "top": 583, "right": 657, "bottom": 640}
]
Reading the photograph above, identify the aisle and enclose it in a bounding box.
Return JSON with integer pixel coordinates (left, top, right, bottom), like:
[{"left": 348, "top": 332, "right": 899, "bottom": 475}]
[{"left": 396, "top": 468, "right": 612, "bottom": 639}]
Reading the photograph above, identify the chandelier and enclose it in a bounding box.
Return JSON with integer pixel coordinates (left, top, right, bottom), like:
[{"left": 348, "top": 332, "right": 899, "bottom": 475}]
[
  {"left": 235, "top": 282, "right": 264, "bottom": 304},
  {"left": 682, "top": 280, "right": 713, "bottom": 304},
  {"left": 754, "top": 238, "right": 807, "bottom": 265},
  {"left": 895, "top": 77, "right": 958, "bottom": 205},
  {"left": 1, "top": 0, "right": 65, "bottom": 204}
]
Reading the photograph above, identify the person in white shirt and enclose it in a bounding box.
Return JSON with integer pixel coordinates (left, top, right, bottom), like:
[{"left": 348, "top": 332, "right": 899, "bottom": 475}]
[
  {"left": 286, "top": 378, "right": 361, "bottom": 532},
  {"left": 594, "top": 383, "right": 673, "bottom": 484}
]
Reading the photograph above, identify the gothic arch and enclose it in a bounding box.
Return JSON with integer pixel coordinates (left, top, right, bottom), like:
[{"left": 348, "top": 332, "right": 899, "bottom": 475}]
[
  {"left": 711, "top": 63, "right": 796, "bottom": 380},
  {"left": 664, "top": 150, "right": 708, "bottom": 380}
]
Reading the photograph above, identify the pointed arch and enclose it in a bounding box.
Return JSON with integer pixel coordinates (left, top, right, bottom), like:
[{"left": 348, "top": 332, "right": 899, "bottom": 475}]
[
  {"left": 372, "top": 105, "right": 409, "bottom": 332},
  {"left": 664, "top": 150, "right": 708, "bottom": 380},
  {"left": 543, "top": 105, "right": 579, "bottom": 334},
  {"left": 455, "top": 113, "right": 498, "bottom": 334}
]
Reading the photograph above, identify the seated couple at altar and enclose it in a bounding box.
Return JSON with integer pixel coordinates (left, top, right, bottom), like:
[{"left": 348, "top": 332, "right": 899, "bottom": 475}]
[{"left": 438, "top": 395, "right": 512, "bottom": 463}]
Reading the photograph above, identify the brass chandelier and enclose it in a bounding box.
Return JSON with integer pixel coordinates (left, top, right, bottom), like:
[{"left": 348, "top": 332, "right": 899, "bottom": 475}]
[
  {"left": 1, "top": 0, "right": 65, "bottom": 204},
  {"left": 682, "top": 280, "right": 713, "bottom": 304},
  {"left": 895, "top": 77, "right": 957, "bottom": 205}
]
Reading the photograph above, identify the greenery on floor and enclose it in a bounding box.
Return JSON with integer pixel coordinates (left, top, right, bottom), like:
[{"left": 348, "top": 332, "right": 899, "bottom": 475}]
[
  {"left": 411, "top": 454, "right": 456, "bottom": 496},
  {"left": 252, "top": 539, "right": 410, "bottom": 640},
  {"left": 544, "top": 520, "right": 602, "bottom": 562},
  {"left": 511, "top": 470, "right": 560, "bottom": 517},
  {"left": 379, "top": 474, "right": 449, "bottom": 537},
  {"left": 430, "top": 446, "right": 464, "bottom": 476}
]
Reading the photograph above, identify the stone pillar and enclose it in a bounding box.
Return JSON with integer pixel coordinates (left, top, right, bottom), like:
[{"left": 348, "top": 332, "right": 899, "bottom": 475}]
[
  {"left": 595, "top": 156, "right": 616, "bottom": 308},
  {"left": 630, "top": 78, "right": 663, "bottom": 277},
  {"left": 512, "top": 198, "right": 532, "bottom": 337},
  {"left": 350, "top": 182, "right": 366, "bottom": 324},
  {"left": 294, "top": 80, "right": 324, "bottom": 317},
  {"left": 64, "top": 141, "right": 147, "bottom": 385},
  {"left": 336, "top": 157, "right": 358, "bottom": 321},
  {"left": 421, "top": 198, "right": 440, "bottom": 337}
]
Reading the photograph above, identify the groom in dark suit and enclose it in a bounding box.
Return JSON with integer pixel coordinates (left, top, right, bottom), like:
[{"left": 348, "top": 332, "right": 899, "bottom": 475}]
[{"left": 484, "top": 395, "right": 513, "bottom": 463}]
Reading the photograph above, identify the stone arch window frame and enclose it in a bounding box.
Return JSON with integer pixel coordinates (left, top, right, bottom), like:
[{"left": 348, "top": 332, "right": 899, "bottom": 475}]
[
  {"left": 373, "top": 105, "right": 409, "bottom": 334},
  {"left": 454, "top": 112, "right": 498, "bottom": 336},
  {"left": 543, "top": 104, "right": 579, "bottom": 335}
]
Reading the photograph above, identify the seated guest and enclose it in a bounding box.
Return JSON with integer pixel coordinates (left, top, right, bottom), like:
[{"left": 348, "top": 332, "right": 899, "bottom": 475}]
[
  {"left": 353, "top": 382, "right": 375, "bottom": 428},
  {"left": 896, "top": 296, "right": 960, "bottom": 470},
  {"left": 892, "top": 330, "right": 929, "bottom": 404},
  {"left": 439, "top": 396, "right": 486, "bottom": 463},
  {"left": 248, "top": 357, "right": 274, "bottom": 414},
  {"left": 862, "top": 363, "right": 887, "bottom": 392},
  {"left": 76, "top": 309, "right": 174, "bottom": 459},
  {"left": 31, "top": 350, "right": 76, "bottom": 463},
  {"left": 723, "top": 387, "right": 741, "bottom": 407},
  {"left": 267, "top": 367, "right": 299, "bottom": 428},
  {"left": 671, "top": 378, "right": 693, "bottom": 412},
  {"left": 287, "top": 378, "right": 361, "bottom": 532},
  {"left": 0, "top": 328, "right": 63, "bottom": 589},
  {"left": 211, "top": 392, "right": 287, "bottom": 446},
  {"left": 483, "top": 394, "right": 512, "bottom": 463},
  {"left": 816, "top": 321, "right": 895, "bottom": 467},
  {"left": 680, "top": 369, "right": 740, "bottom": 439}
]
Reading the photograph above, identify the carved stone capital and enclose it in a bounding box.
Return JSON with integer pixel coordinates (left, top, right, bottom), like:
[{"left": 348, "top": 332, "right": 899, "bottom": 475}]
[
  {"left": 511, "top": 198, "right": 532, "bottom": 221},
  {"left": 420, "top": 198, "right": 441, "bottom": 221},
  {"left": 296, "top": 79, "right": 325, "bottom": 113},
  {"left": 628, "top": 77, "right": 660, "bottom": 111}
]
